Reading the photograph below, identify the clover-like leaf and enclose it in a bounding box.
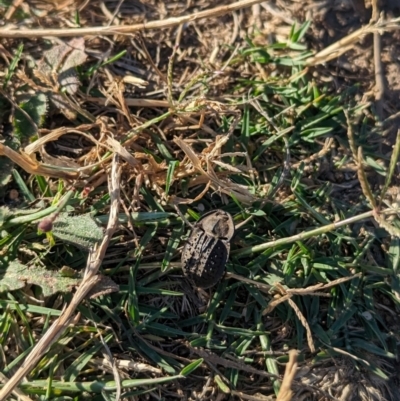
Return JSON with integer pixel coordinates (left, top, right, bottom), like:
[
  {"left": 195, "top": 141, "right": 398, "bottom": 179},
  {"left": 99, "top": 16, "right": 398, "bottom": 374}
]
[
  {"left": 13, "top": 93, "right": 48, "bottom": 140},
  {"left": 0, "top": 260, "right": 80, "bottom": 296}
]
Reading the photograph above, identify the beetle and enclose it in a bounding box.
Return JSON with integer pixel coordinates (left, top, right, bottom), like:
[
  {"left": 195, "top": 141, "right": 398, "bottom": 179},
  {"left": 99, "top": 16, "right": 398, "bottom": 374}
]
[{"left": 181, "top": 210, "right": 235, "bottom": 288}]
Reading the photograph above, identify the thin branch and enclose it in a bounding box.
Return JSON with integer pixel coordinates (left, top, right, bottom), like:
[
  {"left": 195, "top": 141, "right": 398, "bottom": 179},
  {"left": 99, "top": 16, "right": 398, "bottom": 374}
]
[
  {"left": 305, "top": 17, "right": 400, "bottom": 66},
  {"left": 276, "top": 350, "right": 298, "bottom": 401},
  {"left": 232, "top": 210, "right": 376, "bottom": 257},
  {"left": 371, "top": 0, "right": 385, "bottom": 119},
  {"left": 0, "top": 0, "right": 265, "bottom": 38}
]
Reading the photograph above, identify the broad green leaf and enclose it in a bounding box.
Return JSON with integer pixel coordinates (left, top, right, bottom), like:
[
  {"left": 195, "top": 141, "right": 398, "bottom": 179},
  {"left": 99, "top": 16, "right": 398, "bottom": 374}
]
[
  {"left": 0, "top": 260, "right": 80, "bottom": 296},
  {"left": 13, "top": 93, "right": 48, "bottom": 140},
  {"left": 52, "top": 212, "right": 103, "bottom": 250}
]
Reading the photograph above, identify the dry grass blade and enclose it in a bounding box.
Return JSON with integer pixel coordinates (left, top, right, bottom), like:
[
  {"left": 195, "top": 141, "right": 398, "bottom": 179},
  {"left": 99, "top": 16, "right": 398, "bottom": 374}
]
[
  {"left": 90, "top": 358, "right": 162, "bottom": 375},
  {"left": 192, "top": 348, "right": 278, "bottom": 379},
  {"left": 371, "top": 0, "right": 385, "bottom": 119},
  {"left": 292, "top": 137, "right": 333, "bottom": 170},
  {"left": 357, "top": 147, "right": 377, "bottom": 209},
  {"left": 0, "top": 143, "right": 80, "bottom": 179},
  {"left": 0, "top": 155, "right": 121, "bottom": 400},
  {"left": 87, "top": 97, "right": 169, "bottom": 108},
  {"left": 287, "top": 299, "right": 315, "bottom": 353},
  {"left": 373, "top": 213, "right": 400, "bottom": 237},
  {"left": 380, "top": 129, "right": 400, "bottom": 205},
  {"left": 0, "top": 0, "right": 266, "bottom": 38},
  {"left": 263, "top": 274, "right": 361, "bottom": 317},
  {"left": 264, "top": 292, "right": 316, "bottom": 353},
  {"left": 85, "top": 155, "right": 121, "bottom": 276},
  {"left": 230, "top": 391, "right": 274, "bottom": 401},
  {"left": 174, "top": 136, "right": 256, "bottom": 205},
  {"left": 305, "top": 17, "right": 400, "bottom": 66},
  {"left": 106, "top": 137, "right": 142, "bottom": 169},
  {"left": 276, "top": 350, "right": 298, "bottom": 401},
  {"left": 344, "top": 110, "right": 358, "bottom": 160},
  {"left": 263, "top": 294, "right": 292, "bottom": 315},
  {"left": 288, "top": 274, "right": 362, "bottom": 294},
  {"left": 24, "top": 124, "right": 102, "bottom": 155},
  {"left": 0, "top": 371, "right": 32, "bottom": 401}
]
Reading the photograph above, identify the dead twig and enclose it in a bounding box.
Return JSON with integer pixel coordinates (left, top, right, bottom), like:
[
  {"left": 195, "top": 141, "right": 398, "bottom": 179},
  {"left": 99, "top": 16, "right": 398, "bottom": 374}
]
[
  {"left": 262, "top": 274, "right": 362, "bottom": 353},
  {"left": 305, "top": 17, "right": 400, "bottom": 66},
  {"left": 276, "top": 350, "right": 298, "bottom": 401},
  {"left": 4, "top": 0, "right": 24, "bottom": 20},
  {"left": 0, "top": 142, "right": 80, "bottom": 180},
  {"left": 0, "top": 0, "right": 266, "bottom": 38},
  {"left": 371, "top": 0, "right": 385, "bottom": 120}
]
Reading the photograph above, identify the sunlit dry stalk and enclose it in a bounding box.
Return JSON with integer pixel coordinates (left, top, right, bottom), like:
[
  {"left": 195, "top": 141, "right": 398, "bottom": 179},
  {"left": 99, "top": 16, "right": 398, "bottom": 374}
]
[
  {"left": 0, "top": 143, "right": 79, "bottom": 179},
  {"left": 289, "top": 274, "right": 362, "bottom": 294},
  {"left": 262, "top": 274, "right": 365, "bottom": 355},
  {"left": 233, "top": 210, "right": 396, "bottom": 256},
  {"left": 380, "top": 129, "right": 400, "bottom": 206},
  {"left": 174, "top": 136, "right": 256, "bottom": 204},
  {"left": 371, "top": 0, "right": 385, "bottom": 119},
  {"left": 344, "top": 110, "right": 358, "bottom": 160},
  {"left": 0, "top": 0, "right": 266, "bottom": 38},
  {"left": 346, "top": 114, "right": 400, "bottom": 237},
  {"left": 305, "top": 17, "right": 400, "bottom": 66},
  {"left": 0, "top": 371, "right": 32, "bottom": 401},
  {"left": 276, "top": 350, "right": 298, "bottom": 401},
  {"left": 357, "top": 148, "right": 377, "bottom": 209},
  {"left": 24, "top": 124, "right": 102, "bottom": 155},
  {"left": 288, "top": 298, "right": 315, "bottom": 353},
  {"left": 263, "top": 274, "right": 361, "bottom": 316},
  {"left": 373, "top": 213, "right": 400, "bottom": 237},
  {"left": 263, "top": 293, "right": 292, "bottom": 314},
  {"left": 167, "top": 45, "right": 178, "bottom": 107}
]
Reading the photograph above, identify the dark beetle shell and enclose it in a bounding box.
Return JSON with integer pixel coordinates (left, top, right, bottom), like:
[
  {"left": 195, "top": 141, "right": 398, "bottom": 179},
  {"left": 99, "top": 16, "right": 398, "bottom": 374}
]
[{"left": 182, "top": 210, "right": 234, "bottom": 288}]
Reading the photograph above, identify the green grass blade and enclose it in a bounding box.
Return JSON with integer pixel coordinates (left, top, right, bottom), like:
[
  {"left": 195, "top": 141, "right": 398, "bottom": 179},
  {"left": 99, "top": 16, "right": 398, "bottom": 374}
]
[
  {"left": 380, "top": 129, "right": 400, "bottom": 203},
  {"left": 180, "top": 358, "right": 203, "bottom": 376}
]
